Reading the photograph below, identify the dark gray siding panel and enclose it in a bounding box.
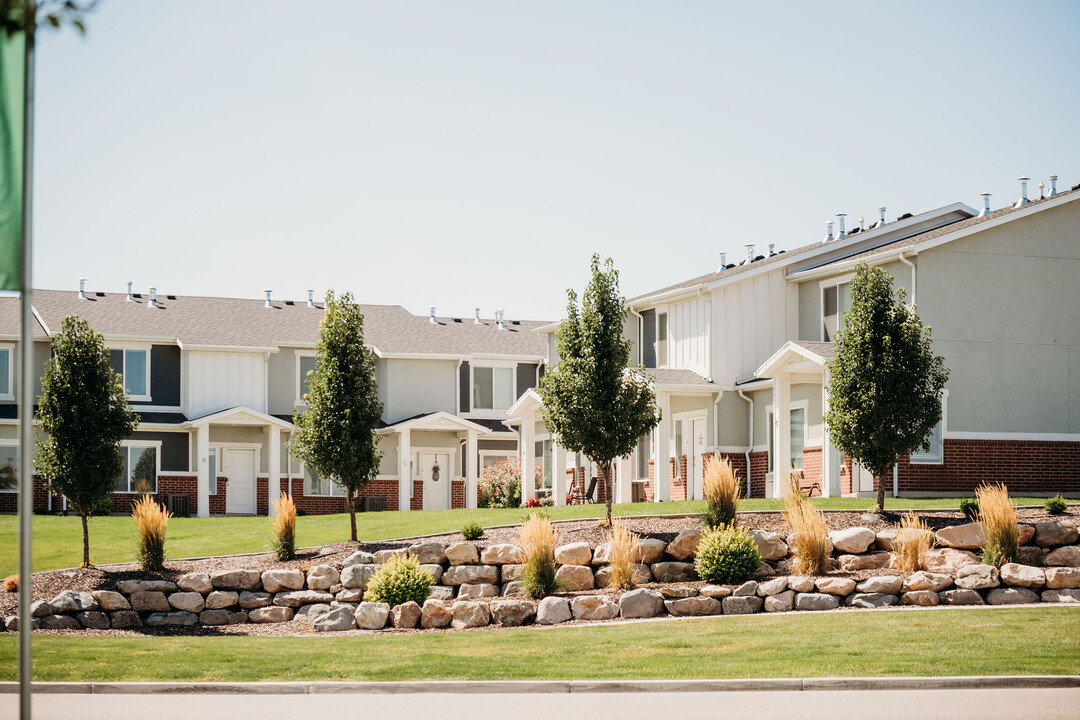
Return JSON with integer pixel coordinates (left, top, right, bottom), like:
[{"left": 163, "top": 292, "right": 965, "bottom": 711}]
[
  {"left": 149, "top": 344, "right": 181, "bottom": 407},
  {"left": 459, "top": 361, "right": 470, "bottom": 413},
  {"left": 129, "top": 430, "right": 189, "bottom": 472},
  {"left": 516, "top": 363, "right": 537, "bottom": 398},
  {"left": 641, "top": 309, "right": 657, "bottom": 368},
  {"left": 109, "top": 349, "right": 123, "bottom": 376}
]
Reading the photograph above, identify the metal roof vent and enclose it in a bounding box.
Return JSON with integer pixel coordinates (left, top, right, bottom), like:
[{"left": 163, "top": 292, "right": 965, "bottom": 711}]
[
  {"left": 1014, "top": 177, "right": 1030, "bottom": 208},
  {"left": 742, "top": 244, "right": 755, "bottom": 264},
  {"left": 716, "top": 252, "right": 727, "bottom": 272},
  {"left": 264, "top": 290, "right": 273, "bottom": 308},
  {"left": 768, "top": 243, "right": 775, "bottom": 256},
  {"left": 497, "top": 309, "right": 507, "bottom": 330},
  {"left": 874, "top": 207, "right": 886, "bottom": 228},
  {"left": 148, "top": 287, "right": 157, "bottom": 309},
  {"left": 1038, "top": 181, "right": 1046, "bottom": 199},
  {"left": 824, "top": 220, "right": 834, "bottom": 242},
  {"left": 307, "top": 289, "right": 316, "bottom": 308},
  {"left": 979, "top": 193, "right": 992, "bottom": 217},
  {"left": 78, "top": 278, "right": 87, "bottom": 300},
  {"left": 1050, "top": 175, "right": 1058, "bottom": 196},
  {"left": 858, "top": 217, "right": 866, "bottom": 231},
  {"left": 430, "top": 307, "right": 438, "bottom": 324},
  {"left": 836, "top": 213, "right": 847, "bottom": 240},
  {"left": 126, "top": 281, "right": 134, "bottom": 302},
  {"left": 474, "top": 307, "right": 482, "bottom": 324}
]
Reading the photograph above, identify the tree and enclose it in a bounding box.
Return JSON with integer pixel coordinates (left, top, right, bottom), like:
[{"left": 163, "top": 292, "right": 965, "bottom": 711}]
[
  {"left": 36, "top": 315, "right": 138, "bottom": 567},
  {"left": 824, "top": 262, "right": 950, "bottom": 512},
  {"left": 291, "top": 290, "right": 383, "bottom": 542},
  {"left": 539, "top": 254, "right": 660, "bottom": 524}
]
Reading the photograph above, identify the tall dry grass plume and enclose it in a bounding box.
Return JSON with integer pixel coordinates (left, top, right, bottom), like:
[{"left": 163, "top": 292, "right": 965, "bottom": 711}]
[
  {"left": 894, "top": 512, "right": 935, "bottom": 572},
  {"left": 271, "top": 491, "right": 298, "bottom": 561},
  {"left": 131, "top": 494, "right": 171, "bottom": 571},
  {"left": 781, "top": 470, "right": 829, "bottom": 576},
  {"left": 518, "top": 512, "right": 560, "bottom": 599},
  {"left": 702, "top": 455, "right": 742, "bottom": 529},
  {"left": 977, "top": 482, "right": 1020, "bottom": 567},
  {"left": 606, "top": 519, "right": 640, "bottom": 590}
]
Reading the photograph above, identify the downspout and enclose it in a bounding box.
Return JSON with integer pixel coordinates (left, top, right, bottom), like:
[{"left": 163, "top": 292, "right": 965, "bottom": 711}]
[
  {"left": 737, "top": 389, "right": 753, "bottom": 498},
  {"left": 628, "top": 305, "right": 644, "bottom": 366},
  {"left": 898, "top": 251, "right": 917, "bottom": 307},
  {"left": 712, "top": 390, "right": 723, "bottom": 450}
]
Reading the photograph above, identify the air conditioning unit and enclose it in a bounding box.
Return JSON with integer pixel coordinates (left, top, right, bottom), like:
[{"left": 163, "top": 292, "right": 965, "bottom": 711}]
[
  {"left": 360, "top": 496, "right": 386, "bottom": 513},
  {"left": 167, "top": 494, "right": 190, "bottom": 518}
]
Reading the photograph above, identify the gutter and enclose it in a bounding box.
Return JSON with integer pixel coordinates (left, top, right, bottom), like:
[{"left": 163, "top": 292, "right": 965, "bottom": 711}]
[{"left": 627, "top": 304, "right": 644, "bottom": 366}]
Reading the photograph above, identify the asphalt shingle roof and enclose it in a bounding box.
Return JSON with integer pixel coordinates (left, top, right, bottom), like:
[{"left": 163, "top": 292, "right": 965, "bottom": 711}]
[{"left": 645, "top": 368, "right": 716, "bottom": 387}]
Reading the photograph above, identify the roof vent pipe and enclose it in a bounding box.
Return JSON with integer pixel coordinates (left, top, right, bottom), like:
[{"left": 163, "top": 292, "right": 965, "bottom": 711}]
[
  {"left": 307, "top": 289, "right": 315, "bottom": 308},
  {"left": 858, "top": 217, "right": 865, "bottom": 231},
  {"left": 768, "top": 243, "right": 775, "bottom": 256},
  {"left": 264, "top": 290, "right": 273, "bottom": 308},
  {"left": 824, "top": 220, "right": 834, "bottom": 242},
  {"left": 1050, "top": 175, "right": 1058, "bottom": 196},
  {"left": 148, "top": 287, "right": 157, "bottom": 309},
  {"left": 836, "top": 213, "right": 847, "bottom": 239},
  {"left": 744, "top": 244, "right": 755, "bottom": 264},
  {"left": 979, "top": 193, "right": 992, "bottom": 216},
  {"left": 497, "top": 309, "right": 506, "bottom": 330},
  {"left": 878, "top": 207, "right": 887, "bottom": 226},
  {"left": 126, "top": 281, "right": 133, "bottom": 302},
  {"left": 717, "top": 252, "right": 727, "bottom": 272},
  {"left": 474, "top": 307, "right": 482, "bottom": 324},
  {"left": 1014, "top": 177, "right": 1029, "bottom": 208},
  {"left": 430, "top": 307, "right": 438, "bottom": 324},
  {"left": 78, "top": 277, "right": 87, "bottom": 300}
]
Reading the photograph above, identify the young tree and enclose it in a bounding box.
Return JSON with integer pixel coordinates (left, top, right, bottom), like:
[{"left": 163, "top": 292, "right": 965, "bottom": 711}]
[
  {"left": 824, "top": 263, "right": 950, "bottom": 512},
  {"left": 540, "top": 254, "right": 660, "bottom": 524},
  {"left": 291, "top": 290, "right": 383, "bottom": 542},
  {"left": 36, "top": 315, "right": 138, "bottom": 567}
]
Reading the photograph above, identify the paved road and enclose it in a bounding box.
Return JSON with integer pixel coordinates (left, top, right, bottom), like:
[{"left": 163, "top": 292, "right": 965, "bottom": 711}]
[{"left": 5, "top": 688, "right": 1080, "bottom": 720}]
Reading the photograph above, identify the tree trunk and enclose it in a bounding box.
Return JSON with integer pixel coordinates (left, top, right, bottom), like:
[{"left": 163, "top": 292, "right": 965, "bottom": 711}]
[
  {"left": 80, "top": 507, "right": 90, "bottom": 567},
  {"left": 603, "top": 461, "right": 613, "bottom": 526},
  {"left": 346, "top": 490, "right": 357, "bottom": 542},
  {"left": 875, "top": 464, "right": 890, "bottom": 513}
]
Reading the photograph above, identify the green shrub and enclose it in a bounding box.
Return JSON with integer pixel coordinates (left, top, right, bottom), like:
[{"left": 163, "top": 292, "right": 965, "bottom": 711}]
[
  {"left": 461, "top": 521, "right": 484, "bottom": 540},
  {"left": 519, "top": 513, "right": 561, "bottom": 599},
  {"left": 1045, "top": 495, "right": 1068, "bottom": 516},
  {"left": 90, "top": 496, "right": 113, "bottom": 516},
  {"left": 959, "top": 497, "right": 979, "bottom": 522},
  {"left": 364, "top": 555, "right": 434, "bottom": 607},
  {"left": 694, "top": 526, "right": 763, "bottom": 585},
  {"left": 477, "top": 458, "right": 526, "bottom": 508}
]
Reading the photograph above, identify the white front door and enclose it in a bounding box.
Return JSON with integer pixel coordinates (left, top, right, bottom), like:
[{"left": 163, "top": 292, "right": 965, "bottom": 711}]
[
  {"left": 856, "top": 463, "right": 876, "bottom": 494},
  {"left": 420, "top": 452, "right": 451, "bottom": 510},
  {"left": 691, "top": 418, "right": 707, "bottom": 501},
  {"left": 225, "top": 449, "right": 256, "bottom": 514}
]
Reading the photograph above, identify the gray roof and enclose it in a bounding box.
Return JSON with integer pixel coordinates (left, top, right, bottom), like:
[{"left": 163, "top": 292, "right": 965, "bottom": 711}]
[
  {"left": 0, "top": 296, "right": 49, "bottom": 339},
  {"left": 24, "top": 289, "right": 550, "bottom": 358},
  {"left": 645, "top": 368, "right": 716, "bottom": 387},
  {"left": 791, "top": 341, "right": 836, "bottom": 361}
]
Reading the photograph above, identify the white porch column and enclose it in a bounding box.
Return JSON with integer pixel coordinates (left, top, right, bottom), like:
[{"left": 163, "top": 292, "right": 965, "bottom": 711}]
[
  {"left": 617, "top": 454, "right": 634, "bottom": 504},
  {"left": 822, "top": 369, "right": 841, "bottom": 497},
  {"left": 398, "top": 429, "right": 412, "bottom": 512},
  {"left": 521, "top": 411, "right": 536, "bottom": 504},
  {"left": 655, "top": 392, "right": 671, "bottom": 502},
  {"left": 196, "top": 425, "right": 210, "bottom": 518},
  {"left": 774, "top": 373, "right": 792, "bottom": 498},
  {"left": 552, "top": 441, "right": 567, "bottom": 506},
  {"left": 268, "top": 427, "right": 281, "bottom": 515},
  {"left": 465, "top": 430, "right": 478, "bottom": 509}
]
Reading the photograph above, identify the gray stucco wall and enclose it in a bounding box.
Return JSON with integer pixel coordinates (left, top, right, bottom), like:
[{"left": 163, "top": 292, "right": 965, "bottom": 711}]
[
  {"left": 385, "top": 359, "right": 457, "bottom": 422},
  {"left": 797, "top": 260, "right": 913, "bottom": 342},
  {"left": 267, "top": 349, "right": 298, "bottom": 416}
]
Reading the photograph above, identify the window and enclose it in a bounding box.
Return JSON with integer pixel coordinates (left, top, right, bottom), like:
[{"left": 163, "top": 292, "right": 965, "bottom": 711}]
[
  {"left": 767, "top": 407, "right": 806, "bottom": 473},
  {"left": 0, "top": 444, "right": 17, "bottom": 492},
  {"left": 656, "top": 313, "right": 668, "bottom": 367},
  {"left": 911, "top": 392, "right": 947, "bottom": 464},
  {"left": 822, "top": 282, "right": 851, "bottom": 342},
  {"left": 636, "top": 434, "right": 651, "bottom": 479},
  {"left": 473, "top": 366, "right": 514, "bottom": 411},
  {"left": 480, "top": 452, "right": 513, "bottom": 470},
  {"left": 208, "top": 448, "right": 218, "bottom": 495},
  {"left": 297, "top": 354, "right": 317, "bottom": 404},
  {"left": 116, "top": 444, "right": 158, "bottom": 493},
  {"left": 304, "top": 465, "right": 345, "bottom": 497},
  {"left": 122, "top": 348, "right": 150, "bottom": 399},
  {"left": 535, "top": 440, "right": 552, "bottom": 489},
  {"left": 0, "top": 347, "right": 11, "bottom": 399}
]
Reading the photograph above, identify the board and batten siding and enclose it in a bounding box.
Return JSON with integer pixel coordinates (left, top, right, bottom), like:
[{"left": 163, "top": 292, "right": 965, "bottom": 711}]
[
  {"left": 184, "top": 350, "right": 267, "bottom": 418},
  {"left": 711, "top": 268, "right": 798, "bottom": 386},
  {"left": 665, "top": 294, "right": 710, "bottom": 377}
]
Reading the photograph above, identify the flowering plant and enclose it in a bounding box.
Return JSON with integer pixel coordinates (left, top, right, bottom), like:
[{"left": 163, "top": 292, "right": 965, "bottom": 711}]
[{"left": 477, "top": 458, "right": 545, "bottom": 509}]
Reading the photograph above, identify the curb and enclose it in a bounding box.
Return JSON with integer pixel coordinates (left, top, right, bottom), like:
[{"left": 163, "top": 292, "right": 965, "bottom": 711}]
[{"left": 3, "top": 676, "right": 1078, "bottom": 695}]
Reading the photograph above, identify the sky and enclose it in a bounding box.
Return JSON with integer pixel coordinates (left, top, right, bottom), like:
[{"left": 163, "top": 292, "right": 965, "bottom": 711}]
[{"left": 30, "top": 1, "right": 1080, "bottom": 321}]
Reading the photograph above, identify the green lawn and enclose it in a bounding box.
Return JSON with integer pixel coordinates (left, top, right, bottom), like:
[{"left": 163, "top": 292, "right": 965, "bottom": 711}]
[
  {"left": 0, "top": 607, "right": 1075, "bottom": 681},
  {"left": 0, "top": 497, "right": 1052, "bottom": 577}
]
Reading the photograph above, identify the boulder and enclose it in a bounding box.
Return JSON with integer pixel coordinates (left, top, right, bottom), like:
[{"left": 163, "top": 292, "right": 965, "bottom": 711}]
[
  {"left": 846, "top": 593, "right": 898, "bottom": 608},
  {"left": 900, "top": 590, "right": 939, "bottom": 606},
  {"left": 443, "top": 565, "right": 499, "bottom": 586},
  {"left": 665, "top": 528, "right": 703, "bottom": 560},
  {"left": 49, "top": 590, "right": 99, "bottom": 614},
  {"left": 855, "top": 576, "right": 903, "bottom": 594},
  {"left": 342, "top": 550, "right": 375, "bottom": 567},
  {"left": 261, "top": 569, "right": 305, "bottom": 593},
  {"left": 199, "top": 609, "right": 231, "bottom": 626},
  {"left": 721, "top": 596, "right": 763, "bottom": 615},
  {"left": 748, "top": 529, "right": 789, "bottom": 562},
  {"left": 109, "top": 610, "right": 142, "bottom": 628},
  {"left": 429, "top": 586, "right": 455, "bottom": 601},
  {"left": 700, "top": 585, "right": 733, "bottom": 599},
  {"left": 390, "top": 601, "right": 422, "bottom": 629},
  {"left": 635, "top": 538, "right": 667, "bottom": 565},
  {"left": 1019, "top": 524, "right": 1035, "bottom": 545},
  {"left": 176, "top": 573, "right": 213, "bottom": 594},
  {"left": 925, "top": 548, "right": 980, "bottom": 574},
  {"left": 756, "top": 577, "right": 788, "bottom": 596},
  {"left": 205, "top": 590, "right": 239, "bottom": 609},
  {"left": 750, "top": 562, "right": 776, "bottom": 580},
  {"left": 167, "top": 592, "right": 205, "bottom": 613},
  {"left": 787, "top": 576, "right": 816, "bottom": 593},
  {"left": 129, "top": 591, "right": 170, "bottom": 613},
  {"left": 1043, "top": 546, "right": 1080, "bottom": 567},
  {"left": 145, "top": 611, "right": 199, "bottom": 627},
  {"left": 875, "top": 529, "right": 899, "bottom": 551},
  {"left": 445, "top": 542, "right": 479, "bottom": 565},
  {"left": 939, "top": 589, "right": 985, "bottom": 606},
  {"left": 934, "top": 523, "right": 985, "bottom": 550},
  {"left": 73, "top": 611, "right": 108, "bottom": 629},
  {"left": 210, "top": 570, "right": 261, "bottom": 592},
  {"left": 501, "top": 564, "right": 524, "bottom": 582},
  {"left": 651, "top": 562, "right": 697, "bottom": 583},
  {"left": 91, "top": 591, "right": 129, "bottom": 612},
  {"left": 619, "top": 588, "right": 666, "bottom": 618},
  {"left": 592, "top": 543, "right": 611, "bottom": 565},
  {"left": 765, "top": 590, "right": 795, "bottom": 612},
  {"left": 491, "top": 598, "right": 538, "bottom": 626},
  {"left": 501, "top": 582, "right": 525, "bottom": 597},
  {"left": 421, "top": 600, "right": 453, "bottom": 628},
  {"left": 408, "top": 542, "right": 447, "bottom": 565},
  {"left": 794, "top": 593, "right": 840, "bottom": 611},
  {"left": 330, "top": 601, "right": 358, "bottom": 613},
  {"left": 570, "top": 596, "right": 619, "bottom": 621},
  {"left": 4, "top": 616, "right": 38, "bottom": 632},
  {"left": 341, "top": 564, "right": 378, "bottom": 590},
  {"left": 1042, "top": 588, "right": 1080, "bottom": 603},
  {"left": 555, "top": 542, "right": 593, "bottom": 566},
  {"left": 655, "top": 596, "right": 715, "bottom": 616},
  {"left": 829, "top": 527, "right": 877, "bottom": 554},
  {"left": 116, "top": 579, "right": 178, "bottom": 595},
  {"left": 1000, "top": 563, "right": 1045, "bottom": 588},
  {"left": 659, "top": 586, "right": 697, "bottom": 599},
  {"left": 955, "top": 564, "right": 1000, "bottom": 590},
  {"left": 1018, "top": 545, "right": 1043, "bottom": 566},
  {"left": 451, "top": 601, "right": 492, "bottom": 628},
  {"left": 481, "top": 544, "right": 525, "bottom": 565},
  {"left": 306, "top": 565, "right": 340, "bottom": 590},
  {"left": 902, "top": 571, "right": 953, "bottom": 593},
  {"left": 535, "top": 597, "right": 572, "bottom": 625},
  {"left": 815, "top": 577, "right": 856, "bottom": 596},
  {"left": 1034, "top": 520, "right": 1079, "bottom": 547},
  {"left": 420, "top": 564, "right": 444, "bottom": 584},
  {"left": 248, "top": 606, "right": 294, "bottom": 623},
  {"left": 294, "top": 604, "right": 332, "bottom": 623},
  {"left": 227, "top": 611, "right": 249, "bottom": 624},
  {"left": 733, "top": 581, "right": 758, "bottom": 597},
  {"left": 457, "top": 583, "right": 499, "bottom": 600},
  {"left": 273, "top": 590, "right": 334, "bottom": 608},
  {"left": 1045, "top": 567, "right": 1080, "bottom": 589},
  {"left": 40, "top": 614, "right": 81, "bottom": 630},
  {"left": 787, "top": 534, "right": 834, "bottom": 557},
  {"left": 354, "top": 602, "right": 390, "bottom": 630},
  {"left": 373, "top": 548, "right": 408, "bottom": 564},
  {"left": 839, "top": 552, "right": 893, "bottom": 572},
  {"left": 238, "top": 591, "right": 272, "bottom": 609},
  {"left": 986, "top": 588, "right": 1039, "bottom": 605},
  {"left": 555, "top": 565, "right": 595, "bottom": 592}
]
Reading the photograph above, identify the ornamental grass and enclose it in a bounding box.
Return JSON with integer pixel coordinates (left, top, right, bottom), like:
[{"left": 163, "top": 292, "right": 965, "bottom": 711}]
[
  {"left": 977, "top": 482, "right": 1020, "bottom": 567},
  {"left": 519, "top": 512, "right": 561, "bottom": 599},
  {"left": 894, "top": 512, "right": 935, "bottom": 573},
  {"left": 701, "top": 455, "right": 741, "bottom": 529},
  {"left": 782, "top": 470, "right": 829, "bottom": 576},
  {"left": 606, "top": 519, "right": 639, "bottom": 590},
  {"left": 270, "top": 491, "right": 297, "bottom": 561},
  {"left": 131, "top": 494, "right": 170, "bottom": 572}
]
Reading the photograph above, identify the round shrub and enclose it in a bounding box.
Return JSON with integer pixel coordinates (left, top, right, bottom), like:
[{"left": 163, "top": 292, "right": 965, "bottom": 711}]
[
  {"left": 364, "top": 555, "right": 434, "bottom": 607},
  {"left": 694, "top": 526, "right": 762, "bottom": 585},
  {"left": 959, "top": 497, "right": 980, "bottom": 522},
  {"left": 461, "top": 521, "right": 484, "bottom": 541},
  {"left": 1045, "top": 495, "right": 1068, "bottom": 516}
]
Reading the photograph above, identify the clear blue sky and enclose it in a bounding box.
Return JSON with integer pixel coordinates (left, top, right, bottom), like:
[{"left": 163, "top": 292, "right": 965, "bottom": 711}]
[{"left": 31, "top": 0, "right": 1080, "bottom": 320}]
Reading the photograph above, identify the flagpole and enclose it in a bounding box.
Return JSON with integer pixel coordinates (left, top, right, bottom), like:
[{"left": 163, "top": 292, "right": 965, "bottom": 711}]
[{"left": 17, "top": 19, "right": 35, "bottom": 720}]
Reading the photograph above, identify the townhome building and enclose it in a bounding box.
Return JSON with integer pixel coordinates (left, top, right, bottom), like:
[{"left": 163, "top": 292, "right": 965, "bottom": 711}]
[
  {"left": 0, "top": 289, "right": 549, "bottom": 516},
  {"left": 522, "top": 177, "right": 1080, "bottom": 505}
]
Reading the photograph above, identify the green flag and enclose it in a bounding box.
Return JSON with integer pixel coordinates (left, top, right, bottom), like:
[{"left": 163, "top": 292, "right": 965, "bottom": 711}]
[{"left": 0, "top": 31, "right": 24, "bottom": 291}]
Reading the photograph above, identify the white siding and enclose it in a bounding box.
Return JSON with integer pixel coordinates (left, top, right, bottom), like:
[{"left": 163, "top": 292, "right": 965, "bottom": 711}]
[
  {"left": 185, "top": 350, "right": 267, "bottom": 418},
  {"left": 662, "top": 294, "right": 710, "bottom": 376},
  {"left": 711, "top": 268, "right": 795, "bottom": 386}
]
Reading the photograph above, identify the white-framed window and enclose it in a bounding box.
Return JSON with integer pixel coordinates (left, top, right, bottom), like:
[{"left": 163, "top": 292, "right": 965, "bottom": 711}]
[
  {"left": 0, "top": 442, "right": 17, "bottom": 492},
  {"left": 208, "top": 447, "right": 218, "bottom": 495},
  {"left": 303, "top": 465, "right": 346, "bottom": 497},
  {"left": 472, "top": 364, "right": 515, "bottom": 412},
  {"left": 766, "top": 403, "right": 808, "bottom": 473},
  {"left": 534, "top": 439, "right": 553, "bottom": 490},
  {"left": 636, "top": 433, "right": 651, "bottom": 480},
  {"left": 479, "top": 451, "right": 514, "bottom": 471},
  {"left": 821, "top": 277, "right": 853, "bottom": 342},
  {"left": 296, "top": 351, "right": 318, "bottom": 405},
  {"left": 116, "top": 441, "right": 160, "bottom": 493},
  {"left": 0, "top": 345, "right": 13, "bottom": 401},
  {"left": 910, "top": 390, "right": 948, "bottom": 465},
  {"left": 656, "top": 312, "right": 668, "bottom": 367},
  {"left": 111, "top": 345, "right": 151, "bottom": 401}
]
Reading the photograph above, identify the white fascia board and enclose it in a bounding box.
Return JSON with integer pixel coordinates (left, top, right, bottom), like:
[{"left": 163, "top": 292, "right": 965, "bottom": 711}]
[
  {"left": 507, "top": 388, "right": 543, "bottom": 416},
  {"left": 734, "top": 378, "right": 774, "bottom": 392},
  {"left": 30, "top": 306, "right": 50, "bottom": 336},
  {"left": 137, "top": 423, "right": 189, "bottom": 432},
  {"left": 654, "top": 384, "right": 721, "bottom": 395},
  {"left": 531, "top": 322, "right": 561, "bottom": 334},
  {"left": 132, "top": 404, "right": 184, "bottom": 413},
  {"left": 177, "top": 341, "right": 280, "bottom": 353},
  {"left": 104, "top": 335, "right": 178, "bottom": 345}
]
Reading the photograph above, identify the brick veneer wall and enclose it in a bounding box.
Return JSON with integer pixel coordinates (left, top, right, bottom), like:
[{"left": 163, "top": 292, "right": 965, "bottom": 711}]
[
  {"left": 749, "top": 451, "right": 769, "bottom": 498},
  {"left": 801, "top": 446, "right": 823, "bottom": 495},
  {"left": 896, "top": 439, "right": 1080, "bottom": 496},
  {"left": 0, "top": 476, "right": 50, "bottom": 513}
]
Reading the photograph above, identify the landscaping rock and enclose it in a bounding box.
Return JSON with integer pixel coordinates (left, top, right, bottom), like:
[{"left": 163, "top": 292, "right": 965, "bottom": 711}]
[
  {"left": 925, "top": 548, "right": 980, "bottom": 574},
  {"left": 733, "top": 580, "right": 758, "bottom": 597},
  {"left": 748, "top": 529, "right": 788, "bottom": 562},
  {"left": 794, "top": 593, "right": 839, "bottom": 611},
  {"left": 421, "top": 600, "right": 453, "bottom": 628},
  {"left": 900, "top": 590, "right": 939, "bottom": 606},
  {"left": 934, "top": 523, "right": 985, "bottom": 550},
  {"left": 4, "top": 616, "right": 38, "bottom": 632},
  {"left": 665, "top": 528, "right": 703, "bottom": 560},
  {"left": 443, "top": 565, "right": 499, "bottom": 586},
  {"left": 838, "top": 552, "right": 892, "bottom": 572},
  {"left": 846, "top": 593, "right": 898, "bottom": 608},
  {"left": 40, "top": 614, "right": 80, "bottom": 630},
  {"left": 408, "top": 542, "right": 447, "bottom": 565},
  {"left": 1034, "top": 520, "right": 1078, "bottom": 547},
  {"left": 875, "top": 529, "right": 899, "bottom": 551},
  {"left": 659, "top": 596, "right": 717, "bottom": 616},
  {"left": 570, "top": 596, "right": 618, "bottom": 621},
  {"left": 306, "top": 565, "right": 340, "bottom": 590},
  {"left": 1000, "top": 563, "right": 1045, "bottom": 588},
  {"left": 501, "top": 564, "right": 524, "bottom": 582},
  {"left": 481, "top": 544, "right": 525, "bottom": 565},
  {"left": 619, "top": 588, "right": 665, "bottom": 618},
  {"left": 491, "top": 599, "right": 537, "bottom": 626},
  {"left": 756, "top": 577, "right": 788, "bottom": 596},
  {"left": 294, "top": 603, "right": 331, "bottom": 622},
  {"left": 238, "top": 591, "right": 272, "bottom": 609},
  {"left": 1042, "top": 588, "right": 1080, "bottom": 603},
  {"left": 749, "top": 562, "right": 776, "bottom": 580},
  {"left": 429, "top": 586, "right": 455, "bottom": 601},
  {"left": 555, "top": 542, "right": 593, "bottom": 566},
  {"left": 457, "top": 583, "right": 499, "bottom": 599},
  {"left": 261, "top": 569, "right": 305, "bottom": 593},
  {"left": 700, "top": 585, "right": 733, "bottom": 599},
  {"left": 274, "top": 590, "right": 334, "bottom": 608},
  {"left": 77, "top": 611, "right": 111, "bottom": 629},
  {"left": 199, "top": 609, "right": 231, "bottom": 626},
  {"left": 330, "top": 601, "right": 358, "bottom": 613},
  {"left": 597, "top": 564, "right": 652, "bottom": 588},
  {"left": 343, "top": 550, "right": 375, "bottom": 567},
  {"left": 856, "top": 576, "right": 903, "bottom": 594},
  {"left": 1019, "top": 524, "right": 1035, "bottom": 545},
  {"left": 109, "top": 611, "right": 141, "bottom": 629},
  {"left": 721, "top": 596, "right": 763, "bottom": 615},
  {"left": 536, "top": 597, "right": 572, "bottom": 625},
  {"left": 815, "top": 577, "right": 856, "bottom": 596},
  {"left": 227, "top": 611, "right": 248, "bottom": 624},
  {"left": 986, "top": 588, "right": 1039, "bottom": 605},
  {"left": 902, "top": 571, "right": 953, "bottom": 593},
  {"left": 49, "top": 590, "right": 98, "bottom": 614},
  {"left": 373, "top": 548, "right": 408, "bottom": 564},
  {"left": 939, "top": 589, "right": 985, "bottom": 606},
  {"left": 341, "top": 564, "right": 378, "bottom": 590},
  {"left": 210, "top": 570, "right": 261, "bottom": 591},
  {"left": 955, "top": 564, "right": 1000, "bottom": 590},
  {"left": 354, "top": 602, "right": 390, "bottom": 629},
  {"left": 501, "top": 581, "right": 525, "bottom": 597},
  {"left": 636, "top": 538, "right": 667, "bottom": 565},
  {"left": 829, "top": 527, "right": 876, "bottom": 554},
  {"left": 765, "top": 590, "right": 795, "bottom": 612},
  {"left": 592, "top": 543, "right": 611, "bottom": 565},
  {"left": 145, "top": 611, "right": 200, "bottom": 627},
  {"left": 787, "top": 576, "right": 816, "bottom": 593},
  {"left": 248, "top": 606, "right": 294, "bottom": 623},
  {"left": 1045, "top": 567, "right": 1080, "bottom": 589},
  {"left": 129, "top": 591, "right": 170, "bottom": 613},
  {"left": 420, "top": 564, "right": 444, "bottom": 584},
  {"left": 1043, "top": 546, "right": 1080, "bottom": 567},
  {"left": 91, "top": 591, "right": 129, "bottom": 612},
  {"left": 176, "top": 573, "right": 213, "bottom": 594},
  {"left": 391, "top": 601, "right": 422, "bottom": 629},
  {"left": 555, "top": 565, "right": 595, "bottom": 591},
  {"left": 451, "top": 601, "right": 492, "bottom": 628},
  {"left": 651, "top": 562, "right": 696, "bottom": 583},
  {"left": 1019, "top": 545, "right": 1043, "bottom": 566},
  {"left": 168, "top": 592, "right": 205, "bottom": 613},
  {"left": 205, "top": 590, "right": 239, "bottom": 609},
  {"left": 659, "top": 586, "right": 697, "bottom": 599},
  {"left": 116, "top": 579, "right": 177, "bottom": 595},
  {"left": 445, "top": 542, "right": 479, "bottom": 565}
]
